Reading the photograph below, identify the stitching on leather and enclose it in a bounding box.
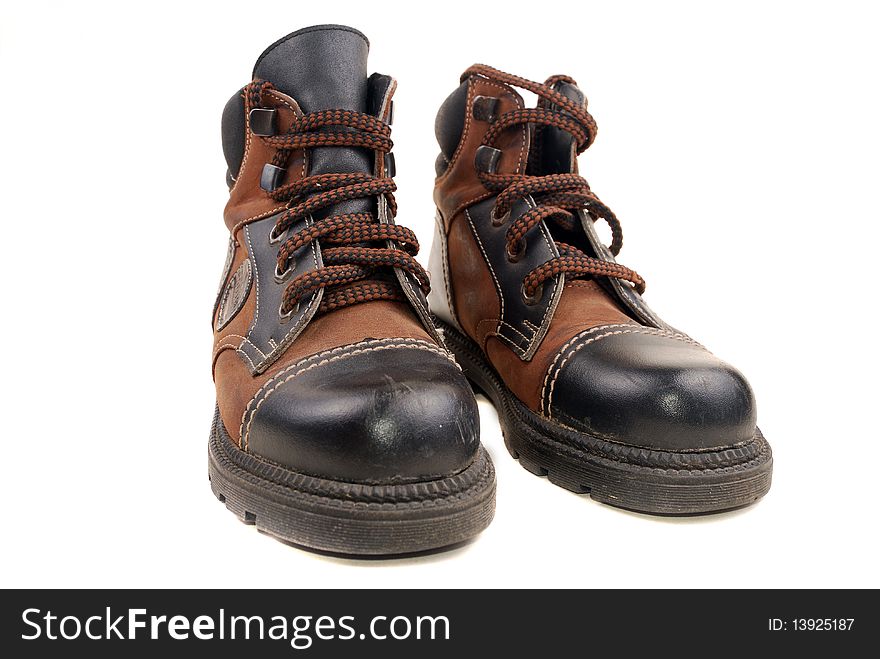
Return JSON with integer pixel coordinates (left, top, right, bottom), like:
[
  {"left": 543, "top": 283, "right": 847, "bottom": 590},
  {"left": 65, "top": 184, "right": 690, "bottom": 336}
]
[
  {"left": 232, "top": 91, "right": 322, "bottom": 373},
  {"left": 522, "top": 196, "right": 559, "bottom": 356},
  {"left": 221, "top": 333, "right": 266, "bottom": 358},
  {"left": 227, "top": 89, "right": 251, "bottom": 197},
  {"left": 449, "top": 192, "right": 496, "bottom": 232},
  {"left": 216, "top": 260, "right": 252, "bottom": 331},
  {"left": 243, "top": 226, "right": 261, "bottom": 343},
  {"left": 269, "top": 214, "right": 321, "bottom": 363},
  {"left": 438, "top": 79, "right": 528, "bottom": 221},
  {"left": 474, "top": 318, "right": 532, "bottom": 347},
  {"left": 436, "top": 79, "right": 475, "bottom": 183},
  {"left": 494, "top": 331, "right": 525, "bottom": 353},
  {"left": 472, "top": 79, "right": 528, "bottom": 174},
  {"left": 236, "top": 347, "right": 257, "bottom": 371},
  {"left": 213, "top": 333, "right": 265, "bottom": 362},
  {"left": 544, "top": 327, "right": 703, "bottom": 418},
  {"left": 240, "top": 339, "right": 455, "bottom": 450},
  {"left": 402, "top": 272, "right": 428, "bottom": 318},
  {"left": 577, "top": 209, "right": 664, "bottom": 328},
  {"left": 266, "top": 89, "right": 296, "bottom": 112},
  {"left": 496, "top": 79, "right": 529, "bottom": 174},
  {"left": 498, "top": 320, "right": 531, "bottom": 342},
  {"left": 255, "top": 288, "right": 320, "bottom": 370},
  {"left": 261, "top": 119, "right": 321, "bottom": 370},
  {"left": 437, "top": 215, "right": 458, "bottom": 326},
  {"left": 475, "top": 318, "right": 502, "bottom": 340},
  {"left": 213, "top": 342, "right": 242, "bottom": 361},
  {"left": 540, "top": 323, "right": 637, "bottom": 414},
  {"left": 230, "top": 206, "right": 287, "bottom": 235},
  {"left": 618, "top": 280, "right": 662, "bottom": 327},
  {"left": 464, "top": 208, "right": 504, "bottom": 340},
  {"left": 212, "top": 237, "right": 237, "bottom": 325},
  {"left": 211, "top": 343, "right": 243, "bottom": 378}
]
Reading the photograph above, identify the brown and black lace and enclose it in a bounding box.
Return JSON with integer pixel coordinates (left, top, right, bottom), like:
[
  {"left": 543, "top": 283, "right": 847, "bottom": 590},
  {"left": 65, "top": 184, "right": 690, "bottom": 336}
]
[
  {"left": 464, "top": 65, "right": 645, "bottom": 300},
  {"left": 246, "top": 80, "right": 429, "bottom": 316}
]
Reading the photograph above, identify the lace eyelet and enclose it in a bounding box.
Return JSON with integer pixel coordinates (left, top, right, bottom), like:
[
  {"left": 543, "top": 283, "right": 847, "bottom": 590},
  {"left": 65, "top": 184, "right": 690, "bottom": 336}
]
[
  {"left": 521, "top": 282, "right": 543, "bottom": 306},
  {"left": 249, "top": 108, "right": 277, "bottom": 136},
  {"left": 472, "top": 96, "right": 499, "bottom": 123},
  {"left": 274, "top": 259, "right": 295, "bottom": 283},
  {"left": 278, "top": 301, "right": 299, "bottom": 322},
  {"left": 269, "top": 226, "right": 285, "bottom": 244},
  {"left": 491, "top": 205, "right": 510, "bottom": 227},
  {"left": 506, "top": 239, "right": 526, "bottom": 263}
]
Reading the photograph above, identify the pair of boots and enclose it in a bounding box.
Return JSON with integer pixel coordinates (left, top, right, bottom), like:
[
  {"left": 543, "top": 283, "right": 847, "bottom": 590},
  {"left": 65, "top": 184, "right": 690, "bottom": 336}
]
[{"left": 210, "top": 25, "right": 772, "bottom": 555}]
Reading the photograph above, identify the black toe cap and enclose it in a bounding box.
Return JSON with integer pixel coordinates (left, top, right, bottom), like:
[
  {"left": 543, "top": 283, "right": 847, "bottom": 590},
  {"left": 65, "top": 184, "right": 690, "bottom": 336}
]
[
  {"left": 243, "top": 342, "right": 480, "bottom": 483},
  {"left": 546, "top": 330, "right": 756, "bottom": 451}
]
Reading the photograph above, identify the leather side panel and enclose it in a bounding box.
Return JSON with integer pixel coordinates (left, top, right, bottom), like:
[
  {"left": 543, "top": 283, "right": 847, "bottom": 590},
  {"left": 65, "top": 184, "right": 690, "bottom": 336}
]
[
  {"left": 445, "top": 211, "right": 501, "bottom": 350},
  {"left": 426, "top": 212, "right": 462, "bottom": 331}
]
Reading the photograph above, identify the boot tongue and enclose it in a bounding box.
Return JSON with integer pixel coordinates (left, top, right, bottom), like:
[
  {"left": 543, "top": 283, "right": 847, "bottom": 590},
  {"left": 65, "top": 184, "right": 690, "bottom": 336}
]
[
  {"left": 252, "top": 24, "right": 369, "bottom": 114},
  {"left": 535, "top": 81, "right": 585, "bottom": 174},
  {"left": 253, "top": 25, "right": 373, "bottom": 217}
]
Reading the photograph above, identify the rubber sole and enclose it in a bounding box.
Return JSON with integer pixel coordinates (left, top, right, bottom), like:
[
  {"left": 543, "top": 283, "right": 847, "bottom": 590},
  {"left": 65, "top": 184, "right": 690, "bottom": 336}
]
[
  {"left": 208, "top": 408, "right": 496, "bottom": 555},
  {"left": 438, "top": 320, "right": 772, "bottom": 515}
]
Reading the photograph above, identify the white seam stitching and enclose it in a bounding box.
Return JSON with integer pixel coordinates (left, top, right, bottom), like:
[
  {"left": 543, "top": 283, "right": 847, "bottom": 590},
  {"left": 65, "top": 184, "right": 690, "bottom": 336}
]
[
  {"left": 212, "top": 342, "right": 242, "bottom": 361},
  {"left": 274, "top": 213, "right": 320, "bottom": 347},
  {"left": 540, "top": 323, "right": 637, "bottom": 413},
  {"left": 213, "top": 333, "right": 266, "bottom": 360},
  {"left": 544, "top": 328, "right": 702, "bottom": 417},
  {"left": 437, "top": 79, "right": 476, "bottom": 181},
  {"left": 236, "top": 347, "right": 257, "bottom": 371},
  {"left": 230, "top": 206, "right": 286, "bottom": 235},
  {"left": 439, "top": 218, "right": 457, "bottom": 324},
  {"left": 243, "top": 226, "right": 260, "bottom": 342},
  {"left": 241, "top": 339, "right": 453, "bottom": 449},
  {"left": 576, "top": 208, "right": 662, "bottom": 327},
  {"left": 214, "top": 237, "right": 235, "bottom": 298},
  {"left": 429, "top": 212, "right": 459, "bottom": 327},
  {"left": 469, "top": 79, "right": 528, "bottom": 173},
  {"left": 494, "top": 332, "right": 523, "bottom": 352},
  {"left": 464, "top": 209, "right": 504, "bottom": 340},
  {"left": 227, "top": 90, "right": 251, "bottom": 196},
  {"left": 218, "top": 334, "right": 267, "bottom": 358},
  {"left": 521, "top": 197, "right": 559, "bottom": 355},
  {"left": 216, "top": 260, "right": 251, "bottom": 330},
  {"left": 255, "top": 93, "right": 314, "bottom": 370},
  {"left": 239, "top": 338, "right": 444, "bottom": 440},
  {"left": 497, "top": 320, "right": 531, "bottom": 342},
  {"left": 266, "top": 90, "right": 296, "bottom": 112}
]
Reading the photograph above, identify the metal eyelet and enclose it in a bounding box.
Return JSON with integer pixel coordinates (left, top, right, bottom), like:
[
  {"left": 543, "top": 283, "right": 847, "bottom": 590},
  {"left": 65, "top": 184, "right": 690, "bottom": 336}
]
[
  {"left": 274, "top": 259, "right": 294, "bottom": 283},
  {"left": 278, "top": 302, "right": 299, "bottom": 322},
  {"left": 474, "top": 145, "right": 501, "bottom": 174},
  {"left": 249, "top": 108, "right": 277, "bottom": 136},
  {"left": 506, "top": 239, "right": 526, "bottom": 263},
  {"left": 521, "top": 282, "right": 543, "bottom": 306},
  {"left": 472, "top": 96, "right": 499, "bottom": 123},
  {"left": 491, "top": 205, "right": 510, "bottom": 227},
  {"left": 268, "top": 226, "right": 285, "bottom": 244},
  {"left": 260, "top": 163, "right": 286, "bottom": 192}
]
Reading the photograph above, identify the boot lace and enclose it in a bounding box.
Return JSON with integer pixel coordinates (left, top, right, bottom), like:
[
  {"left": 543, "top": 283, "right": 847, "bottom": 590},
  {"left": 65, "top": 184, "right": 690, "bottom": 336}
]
[
  {"left": 245, "top": 80, "right": 430, "bottom": 316},
  {"left": 464, "top": 65, "right": 645, "bottom": 300}
]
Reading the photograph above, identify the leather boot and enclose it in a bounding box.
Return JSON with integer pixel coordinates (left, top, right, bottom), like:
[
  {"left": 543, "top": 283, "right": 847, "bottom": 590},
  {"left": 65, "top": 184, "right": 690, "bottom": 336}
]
[
  {"left": 429, "top": 65, "right": 771, "bottom": 514},
  {"left": 209, "top": 26, "right": 495, "bottom": 554}
]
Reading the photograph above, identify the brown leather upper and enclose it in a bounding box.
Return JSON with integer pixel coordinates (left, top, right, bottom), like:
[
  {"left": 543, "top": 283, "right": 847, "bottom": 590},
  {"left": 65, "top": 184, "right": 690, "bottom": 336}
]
[
  {"left": 434, "top": 76, "right": 636, "bottom": 413},
  {"left": 225, "top": 89, "right": 305, "bottom": 234},
  {"left": 214, "top": 89, "right": 434, "bottom": 444}
]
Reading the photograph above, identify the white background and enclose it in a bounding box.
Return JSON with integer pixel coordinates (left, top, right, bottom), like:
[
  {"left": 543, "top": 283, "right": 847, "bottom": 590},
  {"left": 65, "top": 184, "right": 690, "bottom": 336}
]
[{"left": 1, "top": 0, "right": 878, "bottom": 588}]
